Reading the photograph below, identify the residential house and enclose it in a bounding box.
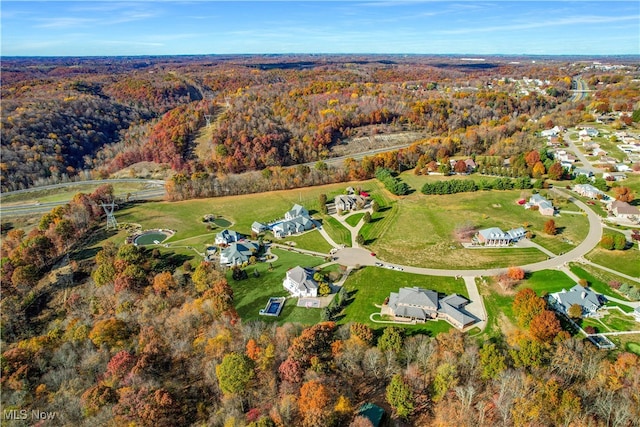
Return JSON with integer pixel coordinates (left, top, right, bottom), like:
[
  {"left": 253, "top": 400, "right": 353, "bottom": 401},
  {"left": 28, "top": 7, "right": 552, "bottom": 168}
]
[
  {"left": 557, "top": 151, "right": 577, "bottom": 164},
  {"left": 382, "top": 287, "right": 476, "bottom": 329},
  {"left": 549, "top": 284, "right": 602, "bottom": 317},
  {"left": 603, "top": 172, "right": 627, "bottom": 181},
  {"left": 251, "top": 221, "right": 268, "bottom": 235},
  {"left": 526, "top": 194, "right": 555, "bottom": 216},
  {"left": 283, "top": 266, "right": 318, "bottom": 297},
  {"left": 219, "top": 241, "right": 259, "bottom": 266},
  {"left": 574, "top": 184, "right": 607, "bottom": 200},
  {"left": 616, "top": 163, "right": 631, "bottom": 172},
  {"left": 593, "top": 147, "right": 608, "bottom": 157},
  {"left": 476, "top": 227, "right": 526, "bottom": 246},
  {"left": 285, "top": 204, "right": 308, "bottom": 221},
  {"left": 609, "top": 200, "right": 640, "bottom": 220},
  {"left": 541, "top": 126, "right": 562, "bottom": 138},
  {"left": 573, "top": 167, "right": 593, "bottom": 178},
  {"left": 215, "top": 229, "right": 242, "bottom": 245},
  {"left": 272, "top": 204, "right": 315, "bottom": 238},
  {"left": 578, "top": 127, "right": 599, "bottom": 138},
  {"left": 335, "top": 194, "right": 367, "bottom": 212},
  {"left": 464, "top": 158, "right": 477, "bottom": 172}
]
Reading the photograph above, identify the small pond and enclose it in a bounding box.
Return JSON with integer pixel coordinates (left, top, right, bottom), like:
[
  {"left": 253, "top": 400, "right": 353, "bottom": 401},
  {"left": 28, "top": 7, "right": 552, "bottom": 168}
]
[{"left": 134, "top": 231, "right": 171, "bottom": 245}]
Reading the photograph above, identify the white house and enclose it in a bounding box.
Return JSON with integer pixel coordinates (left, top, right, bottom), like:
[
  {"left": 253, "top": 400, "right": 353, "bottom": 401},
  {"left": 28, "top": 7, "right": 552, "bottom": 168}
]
[
  {"left": 215, "top": 229, "right": 241, "bottom": 245},
  {"left": 541, "top": 126, "right": 562, "bottom": 138},
  {"left": 550, "top": 285, "right": 602, "bottom": 317},
  {"left": 283, "top": 266, "right": 318, "bottom": 297},
  {"left": 526, "top": 194, "right": 555, "bottom": 216},
  {"left": 272, "top": 204, "right": 315, "bottom": 238},
  {"left": 574, "top": 184, "right": 608, "bottom": 200},
  {"left": 616, "top": 163, "right": 631, "bottom": 172},
  {"left": 609, "top": 200, "right": 640, "bottom": 220},
  {"left": 251, "top": 221, "right": 268, "bottom": 235},
  {"left": 476, "top": 227, "right": 526, "bottom": 246},
  {"left": 579, "top": 127, "right": 599, "bottom": 138},
  {"left": 633, "top": 307, "right": 640, "bottom": 322}
]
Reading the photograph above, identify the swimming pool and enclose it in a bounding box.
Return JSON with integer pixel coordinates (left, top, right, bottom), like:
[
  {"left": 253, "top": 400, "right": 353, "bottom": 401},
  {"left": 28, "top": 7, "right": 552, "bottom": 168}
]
[{"left": 259, "top": 297, "right": 286, "bottom": 317}]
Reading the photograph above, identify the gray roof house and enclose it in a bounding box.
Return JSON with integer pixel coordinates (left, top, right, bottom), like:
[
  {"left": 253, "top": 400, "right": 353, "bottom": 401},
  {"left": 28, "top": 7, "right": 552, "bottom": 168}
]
[
  {"left": 215, "top": 229, "right": 242, "bottom": 245},
  {"left": 476, "top": 227, "right": 526, "bottom": 246},
  {"left": 251, "top": 221, "right": 268, "bottom": 234},
  {"left": 335, "top": 194, "right": 367, "bottom": 212},
  {"left": 219, "top": 241, "right": 258, "bottom": 266},
  {"left": 285, "top": 204, "right": 309, "bottom": 221},
  {"left": 384, "top": 287, "right": 476, "bottom": 329},
  {"left": 283, "top": 266, "right": 318, "bottom": 297},
  {"left": 273, "top": 204, "right": 314, "bottom": 238},
  {"left": 550, "top": 284, "right": 602, "bottom": 317},
  {"left": 574, "top": 184, "right": 608, "bottom": 200}
]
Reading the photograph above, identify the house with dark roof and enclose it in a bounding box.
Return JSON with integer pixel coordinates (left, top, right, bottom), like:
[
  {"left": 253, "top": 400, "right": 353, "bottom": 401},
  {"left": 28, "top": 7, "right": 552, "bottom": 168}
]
[
  {"left": 285, "top": 204, "right": 309, "bottom": 221},
  {"left": 219, "top": 241, "right": 259, "bottom": 266},
  {"left": 283, "top": 266, "right": 318, "bottom": 297},
  {"left": 476, "top": 227, "right": 526, "bottom": 246},
  {"left": 549, "top": 285, "right": 602, "bottom": 317},
  {"left": 382, "top": 287, "right": 476, "bottom": 329},
  {"left": 215, "top": 229, "right": 242, "bottom": 245},
  {"left": 526, "top": 194, "right": 555, "bottom": 216}
]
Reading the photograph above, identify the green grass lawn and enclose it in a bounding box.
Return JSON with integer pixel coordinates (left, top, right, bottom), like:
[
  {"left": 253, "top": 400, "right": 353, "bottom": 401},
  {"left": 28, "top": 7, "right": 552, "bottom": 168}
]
[
  {"left": 359, "top": 185, "right": 398, "bottom": 245},
  {"left": 518, "top": 269, "right": 577, "bottom": 294},
  {"left": 228, "top": 248, "right": 326, "bottom": 324},
  {"left": 569, "top": 264, "right": 630, "bottom": 301},
  {"left": 602, "top": 310, "right": 640, "bottom": 331},
  {"left": 365, "top": 189, "right": 587, "bottom": 268},
  {"left": 344, "top": 213, "right": 365, "bottom": 227},
  {"left": 321, "top": 216, "right": 352, "bottom": 247},
  {"left": 586, "top": 246, "right": 640, "bottom": 278},
  {"left": 285, "top": 230, "right": 334, "bottom": 253},
  {"left": 340, "top": 266, "right": 466, "bottom": 335}
]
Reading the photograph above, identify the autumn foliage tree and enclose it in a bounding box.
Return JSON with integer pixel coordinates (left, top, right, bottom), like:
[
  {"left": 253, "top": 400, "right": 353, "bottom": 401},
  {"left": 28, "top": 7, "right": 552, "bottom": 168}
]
[
  {"left": 529, "top": 310, "right": 562, "bottom": 343},
  {"left": 513, "top": 288, "right": 546, "bottom": 329},
  {"left": 386, "top": 374, "right": 414, "bottom": 418},
  {"left": 216, "top": 352, "right": 255, "bottom": 396},
  {"left": 544, "top": 219, "right": 557, "bottom": 235},
  {"left": 613, "top": 186, "right": 635, "bottom": 203}
]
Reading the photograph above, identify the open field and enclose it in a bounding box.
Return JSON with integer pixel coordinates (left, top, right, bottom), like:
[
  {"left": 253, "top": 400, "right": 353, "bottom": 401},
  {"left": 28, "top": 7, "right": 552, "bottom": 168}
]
[
  {"left": 580, "top": 309, "right": 639, "bottom": 333},
  {"left": 115, "top": 181, "right": 360, "bottom": 242},
  {"left": 340, "top": 266, "right": 466, "bottom": 334},
  {"left": 285, "top": 230, "right": 334, "bottom": 253},
  {"left": 586, "top": 246, "right": 640, "bottom": 278},
  {"left": 228, "top": 248, "right": 327, "bottom": 324},
  {"left": 366, "top": 189, "right": 587, "bottom": 268}
]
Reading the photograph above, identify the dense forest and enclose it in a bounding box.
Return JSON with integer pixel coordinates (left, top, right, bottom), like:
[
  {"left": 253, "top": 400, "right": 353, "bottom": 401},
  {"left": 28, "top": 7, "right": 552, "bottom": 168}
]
[{"left": 2, "top": 55, "right": 639, "bottom": 192}]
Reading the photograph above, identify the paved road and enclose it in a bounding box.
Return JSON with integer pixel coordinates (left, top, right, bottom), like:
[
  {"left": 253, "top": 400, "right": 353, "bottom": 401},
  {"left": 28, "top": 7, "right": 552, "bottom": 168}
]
[
  {"left": 333, "top": 187, "right": 603, "bottom": 277},
  {"left": 564, "top": 132, "right": 598, "bottom": 175},
  {"left": 0, "top": 179, "right": 166, "bottom": 217},
  {"left": 462, "top": 276, "right": 487, "bottom": 331}
]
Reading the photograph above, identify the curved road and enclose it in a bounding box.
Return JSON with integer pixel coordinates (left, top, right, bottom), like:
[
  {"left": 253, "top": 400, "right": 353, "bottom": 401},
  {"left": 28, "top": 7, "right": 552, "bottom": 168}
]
[{"left": 332, "top": 187, "right": 603, "bottom": 277}]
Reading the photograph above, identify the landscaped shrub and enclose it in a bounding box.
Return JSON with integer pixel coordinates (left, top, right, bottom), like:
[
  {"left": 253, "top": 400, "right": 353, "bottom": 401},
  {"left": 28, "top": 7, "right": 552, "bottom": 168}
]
[
  {"left": 600, "top": 235, "right": 615, "bottom": 250},
  {"left": 375, "top": 168, "right": 410, "bottom": 195}
]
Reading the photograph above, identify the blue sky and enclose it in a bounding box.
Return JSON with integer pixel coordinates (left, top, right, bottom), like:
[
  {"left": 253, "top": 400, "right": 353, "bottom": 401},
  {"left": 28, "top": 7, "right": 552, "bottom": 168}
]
[{"left": 2, "top": 1, "right": 639, "bottom": 56}]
